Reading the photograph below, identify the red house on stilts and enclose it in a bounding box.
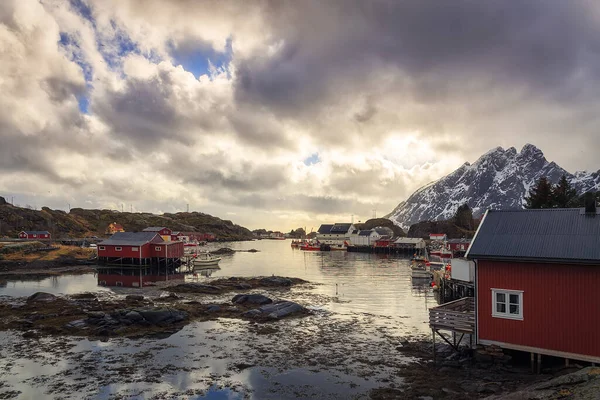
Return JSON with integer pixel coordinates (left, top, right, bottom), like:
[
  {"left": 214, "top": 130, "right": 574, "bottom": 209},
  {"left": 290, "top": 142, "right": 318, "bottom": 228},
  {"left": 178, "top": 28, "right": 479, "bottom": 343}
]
[
  {"left": 467, "top": 201, "right": 600, "bottom": 365},
  {"left": 97, "top": 232, "right": 184, "bottom": 287}
]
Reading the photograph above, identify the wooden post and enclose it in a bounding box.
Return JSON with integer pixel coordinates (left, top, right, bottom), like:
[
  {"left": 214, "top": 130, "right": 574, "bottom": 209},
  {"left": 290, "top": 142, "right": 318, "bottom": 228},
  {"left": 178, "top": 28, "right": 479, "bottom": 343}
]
[
  {"left": 530, "top": 352, "right": 535, "bottom": 373},
  {"left": 432, "top": 329, "right": 436, "bottom": 364},
  {"left": 565, "top": 358, "right": 570, "bottom": 367},
  {"left": 537, "top": 353, "right": 542, "bottom": 374}
]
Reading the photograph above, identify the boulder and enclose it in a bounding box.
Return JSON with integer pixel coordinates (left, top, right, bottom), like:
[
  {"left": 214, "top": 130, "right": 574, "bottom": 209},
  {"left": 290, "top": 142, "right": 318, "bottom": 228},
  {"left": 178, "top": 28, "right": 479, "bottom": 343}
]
[
  {"left": 206, "top": 305, "right": 221, "bottom": 313},
  {"left": 138, "top": 308, "right": 188, "bottom": 325},
  {"left": 235, "top": 283, "right": 253, "bottom": 290},
  {"left": 260, "top": 277, "right": 293, "bottom": 287},
  {"left": 126, "top": 295, "right": 144, "bottom": 301},
  {"left": 124, "top": 311, "right": 144, "bottom": 322},
  {"left": 65, "top": 319, "right": 87, "bottom": 329},
  {"left": 244, "top": 301, "right": 306, "bottom": 319},
  {"left": 27, "top": 292, "right": 57, "bottom": 302},
  {"left": 87, "top": 311, "right": 106, "bottom": 319},
  {"left": 232, "top": 294, "right": 273, "bottom": 305},
  {"left": 168, "top": 283, "right": 222, "bottom": 293}
]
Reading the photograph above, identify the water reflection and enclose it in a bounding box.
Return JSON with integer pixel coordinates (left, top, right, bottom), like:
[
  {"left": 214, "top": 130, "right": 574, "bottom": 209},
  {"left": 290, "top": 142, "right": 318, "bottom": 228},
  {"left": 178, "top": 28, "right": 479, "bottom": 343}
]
[{"left": 0, "top": 274, "right": 111, "bottom": 297}]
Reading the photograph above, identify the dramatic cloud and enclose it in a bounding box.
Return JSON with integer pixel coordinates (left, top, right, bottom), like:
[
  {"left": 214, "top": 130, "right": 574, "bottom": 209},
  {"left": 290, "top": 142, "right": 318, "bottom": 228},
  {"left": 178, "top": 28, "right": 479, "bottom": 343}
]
[{"left": 1, "top": 0, "right": 600, "bottom": 230}]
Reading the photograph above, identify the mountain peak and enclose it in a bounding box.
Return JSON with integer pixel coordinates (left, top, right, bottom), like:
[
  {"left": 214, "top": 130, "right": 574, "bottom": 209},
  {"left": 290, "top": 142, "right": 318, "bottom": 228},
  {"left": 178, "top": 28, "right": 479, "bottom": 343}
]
[
  {"left": 388, "top": 144, "right": 600, "bottom": 230},
  {"left": 520, "top": 143, "right": 544, "bottom": 158}
]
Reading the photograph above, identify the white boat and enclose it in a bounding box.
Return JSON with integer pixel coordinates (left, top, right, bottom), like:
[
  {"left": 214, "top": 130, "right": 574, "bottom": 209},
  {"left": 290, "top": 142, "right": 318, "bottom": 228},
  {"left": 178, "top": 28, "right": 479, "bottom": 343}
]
[
  {"left": 411, "top": 264, "right": 432, "bottom": 279},
  {"left": 192, "top": 252, "right": 221, "bottom": 267}
]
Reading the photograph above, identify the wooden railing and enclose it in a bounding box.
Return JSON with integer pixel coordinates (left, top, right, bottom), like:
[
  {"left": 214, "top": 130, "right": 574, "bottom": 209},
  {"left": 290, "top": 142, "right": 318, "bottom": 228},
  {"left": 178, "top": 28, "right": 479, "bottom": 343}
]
[{"left": 429, "top": 297, "right": 475, "bottom": 334}]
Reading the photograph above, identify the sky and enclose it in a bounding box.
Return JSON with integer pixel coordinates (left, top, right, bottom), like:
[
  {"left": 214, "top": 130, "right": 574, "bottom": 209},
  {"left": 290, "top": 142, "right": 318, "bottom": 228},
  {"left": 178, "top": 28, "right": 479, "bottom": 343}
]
[{"left": 1, "top": 0, "right": 600, "bottom": 232}]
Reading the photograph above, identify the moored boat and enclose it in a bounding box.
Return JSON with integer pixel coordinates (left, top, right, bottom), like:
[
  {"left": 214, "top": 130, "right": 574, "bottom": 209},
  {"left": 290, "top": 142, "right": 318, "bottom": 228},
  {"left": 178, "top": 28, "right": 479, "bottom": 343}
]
[
  {"left": 300, "top": 241, "right": 322, "bottom": 251},
  {"left": 192, "top": 252, "right": 221, "bottom": 267}
]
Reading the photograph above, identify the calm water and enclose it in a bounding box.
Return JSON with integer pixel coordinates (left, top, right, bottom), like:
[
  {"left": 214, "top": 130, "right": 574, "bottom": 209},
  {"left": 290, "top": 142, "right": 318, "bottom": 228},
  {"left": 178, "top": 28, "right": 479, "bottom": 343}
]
[{"left": 0, "top": 240, "right": 436, "bottom": 399}]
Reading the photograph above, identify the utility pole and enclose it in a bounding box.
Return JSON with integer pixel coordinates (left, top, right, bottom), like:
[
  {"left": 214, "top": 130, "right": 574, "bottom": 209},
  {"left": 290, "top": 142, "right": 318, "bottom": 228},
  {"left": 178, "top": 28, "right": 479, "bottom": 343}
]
[
  {"left": 130, "top": 204, "right": 132, "bottom": 213},
  {"left": 187, "top": 203, "right": 189, "bottom": 213},
  {"left": 68, "top": 203, "right": 70, "bottom": 211},
  {"left": 372, "top": 209, "right": 377, "bottom": 219},
  {"left": 351, "top": 214, "right": 354, "bottom": 224},
  {"left": 121, "top": 204, "right": 124, "bottom": 213}
]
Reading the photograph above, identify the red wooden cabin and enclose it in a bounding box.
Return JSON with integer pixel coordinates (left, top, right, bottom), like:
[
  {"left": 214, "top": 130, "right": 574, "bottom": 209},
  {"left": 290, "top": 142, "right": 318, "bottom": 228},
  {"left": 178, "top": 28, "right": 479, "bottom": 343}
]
[
  {"left": 18, "top": 231, "right": 51, "bottom": 239},
  {"left": 446, "top": 239, "right": 470, "bottom": 252},
  {"left": 97, "top": 232, "right": 184, "bottom": 287},
  {"left": 467, "top": 205, "right": 600, "bottom": 363}
]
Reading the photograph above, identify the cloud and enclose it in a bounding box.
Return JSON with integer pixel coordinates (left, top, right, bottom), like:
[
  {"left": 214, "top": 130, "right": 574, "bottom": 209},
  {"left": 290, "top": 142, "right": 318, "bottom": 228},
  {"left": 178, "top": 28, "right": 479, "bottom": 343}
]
[{"left": 1, "top": 0, "right": 600, "bottom": 232}]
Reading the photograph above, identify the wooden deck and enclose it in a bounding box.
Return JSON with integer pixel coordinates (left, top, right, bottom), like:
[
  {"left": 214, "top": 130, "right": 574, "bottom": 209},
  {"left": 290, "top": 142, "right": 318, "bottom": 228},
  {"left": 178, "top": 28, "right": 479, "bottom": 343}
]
[
  {"left": 429, "top": 297, "right": 475, "bottom": 334},
  {"left": 429, "top": 297, "right": 475, "bottom": 360}
]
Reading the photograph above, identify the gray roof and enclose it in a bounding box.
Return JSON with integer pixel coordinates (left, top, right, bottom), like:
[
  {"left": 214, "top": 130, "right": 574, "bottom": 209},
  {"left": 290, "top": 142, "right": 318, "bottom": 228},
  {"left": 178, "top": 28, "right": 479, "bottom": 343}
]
[
  {"left": 447, "top": 238, "right": 471, "bottom": 243},
  {"left": 143, "top": 227, "right": 168, "bottom": 232},
  {"left": 467, "top": 208, "right": 600, "bottom": 264},
  {"left": 100, "top": 232, "right": 162, "bottom": 246},
  {"left": 358, "top": 230, "right": 373, "bottom": 236},
  {"left": 330, "top": 223, "right": 352, "bottom": 233},
  {"left": 318, "top": 224, "right": 334, "bottom": 234},
  {"left": 22, "top": 231, "right": 50, "bottom": 235}
]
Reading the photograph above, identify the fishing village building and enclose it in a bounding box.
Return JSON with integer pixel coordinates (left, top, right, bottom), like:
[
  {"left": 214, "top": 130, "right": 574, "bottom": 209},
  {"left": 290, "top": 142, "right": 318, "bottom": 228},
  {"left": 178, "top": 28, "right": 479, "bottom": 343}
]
[
  {"left": 18, "top": 230, "right": 51, "bottom": 240},
  {"left": 97, "top": 232, "right": 185, "bottom": 287},
  {"left": 316, "top": 223, "right": 355, "bottom": 245},
  {"left": 142, "top": 226, "right": 173, "bottom": 241},
  {"left": 466, "top": 204, "right": 600, "bottom": 364},
  {"left": 105, "top": 222, "right": 125, "bottom": 235}
]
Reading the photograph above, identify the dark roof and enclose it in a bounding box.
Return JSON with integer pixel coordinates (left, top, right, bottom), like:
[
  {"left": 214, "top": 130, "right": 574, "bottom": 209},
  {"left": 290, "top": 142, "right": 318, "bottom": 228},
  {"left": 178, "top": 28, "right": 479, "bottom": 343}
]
[
  {"left": 447, "top": 239, "right": 471, "bottom": 243},
  {"left": 318, "top": 224, "right": 334, "bottom": 234},
  {"left": 100, "top": 232, "right": 163, "bottom": 246},
  {"left": 359, "top": 230, "right": 373, "bottom": 236},
  {"left": 467, "top": 208, "right": 600, "bottom": 264},
  {"left": 143, "top": 227, "right": 168, "bottom": 232},
  {"left": 374, "top": 227, "right": 394, "bottom": 236},
  {"left": 351, "top": 229, "right": 359, "bottom": 234},
  {"left": 330, "top": 223, "right": 352, "bottom": 233},
  {"left": 22, "top": 231, "right": 50, "bottom": 235}
]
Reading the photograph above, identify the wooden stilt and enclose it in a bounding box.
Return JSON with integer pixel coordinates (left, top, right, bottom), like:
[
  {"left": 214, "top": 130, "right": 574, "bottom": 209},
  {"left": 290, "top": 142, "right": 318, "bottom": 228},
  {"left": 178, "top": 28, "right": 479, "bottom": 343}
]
[
  {"left": 565, "top": 358, "right": 570, "bottom": 367},
  {"left": 432, "top": 329, "right": 436, "bottom": 364},
  {"left": 537, "top": 353, "right": 542, "bottom": 374},
  {"left": 530, "top": 352, "right": 535, "bottom": 373}
]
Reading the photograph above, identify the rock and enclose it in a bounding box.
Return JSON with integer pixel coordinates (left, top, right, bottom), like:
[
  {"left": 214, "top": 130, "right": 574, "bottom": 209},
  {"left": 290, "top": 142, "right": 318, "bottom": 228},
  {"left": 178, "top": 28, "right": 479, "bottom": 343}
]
[
  {"left": 210, "top": 247, "right": 235, "bottom": 255},
  {"left": 138, "top": 308, "right": 188, "bottom": 325},
  {"left": 260, "top": 277, "right": 293, "bottom": 287},
  {"left": 232, "top": 294, "right": 273, "bottom": 305},
  {"left": 477, "top": 382, "right": 501, "bottom": 394},
  {"left": 70, "top": 293, "right": 97, "bottom": 300},
  {"left": 124, "top": 311, "right": 143, "bottom": 322},
  {"left": 27, "top": 292, "right": 57, "bottom": 302},
  {"left": 168, "top": 283, "right": 222, "bottom": 293},
  {"left": 243, "top": 309, "right": 263, "bottom": 318},
  {"left": 126, "top": 295, "right": 144, "bottom": 301},
  {"left": 235, "top": 283, "right": 253, "bottom": 290},
  {"left": 65, "top": 319, "right": 87, "bottom": 329},
  {"left": 206, "top": 305, "right": 221, "bottom": 313},
  {"left": 247, "top": 249, "right": 259, "bottom": 253},
  {"left": 87, "top": 311, "right": 106, "bottom": 319},
  {"left": 257, "top": 301, "right": 305, "bottom": 319}
]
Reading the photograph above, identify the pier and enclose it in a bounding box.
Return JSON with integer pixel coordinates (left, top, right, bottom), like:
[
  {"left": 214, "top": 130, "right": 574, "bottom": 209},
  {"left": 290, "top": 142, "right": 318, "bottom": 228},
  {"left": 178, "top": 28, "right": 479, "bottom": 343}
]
[{"left": 429, "top": 297, "right": 475, "bottom": 361}]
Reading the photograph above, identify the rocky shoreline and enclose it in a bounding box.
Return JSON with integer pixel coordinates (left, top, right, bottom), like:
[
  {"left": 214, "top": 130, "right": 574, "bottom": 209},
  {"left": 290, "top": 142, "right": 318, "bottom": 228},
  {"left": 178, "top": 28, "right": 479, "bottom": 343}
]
[{"left": 0, "top": 276, "right": 309, "bottom": 340}]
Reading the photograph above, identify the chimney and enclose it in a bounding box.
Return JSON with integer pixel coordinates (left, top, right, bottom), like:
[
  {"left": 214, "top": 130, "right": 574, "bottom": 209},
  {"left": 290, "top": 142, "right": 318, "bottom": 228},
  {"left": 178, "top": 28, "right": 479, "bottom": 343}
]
[{"left": 584, "top": 192, "right": 597, "bottom": 214}]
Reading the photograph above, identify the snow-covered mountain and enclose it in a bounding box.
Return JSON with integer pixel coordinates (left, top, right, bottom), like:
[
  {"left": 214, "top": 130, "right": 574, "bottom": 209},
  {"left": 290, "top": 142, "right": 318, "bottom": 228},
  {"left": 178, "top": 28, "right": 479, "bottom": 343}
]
[{"left": 387, "top": 144, "right": 600, "bottom": 230}]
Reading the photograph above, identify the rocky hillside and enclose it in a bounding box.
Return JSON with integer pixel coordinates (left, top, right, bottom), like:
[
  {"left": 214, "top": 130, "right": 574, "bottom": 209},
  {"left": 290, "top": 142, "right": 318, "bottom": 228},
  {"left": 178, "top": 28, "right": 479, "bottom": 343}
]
[
  {"left": 388, "top": 144, "right": 600, "bottom": 229},
  {"left": 354, "top": 218, "right": 406, "bottom": 237},
  {"left": 0, "top": 199, "right": 253, "bottom": 241},
  {"left": 407, "top": 219, "right": 477, "bottom": 240}
]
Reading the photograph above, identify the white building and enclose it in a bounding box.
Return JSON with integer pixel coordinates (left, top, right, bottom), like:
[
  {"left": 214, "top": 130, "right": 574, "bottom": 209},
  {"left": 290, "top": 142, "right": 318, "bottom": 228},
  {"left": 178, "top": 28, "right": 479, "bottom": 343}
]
[{"left": 316, "top": 223, "right": 355, "bottom": 245}]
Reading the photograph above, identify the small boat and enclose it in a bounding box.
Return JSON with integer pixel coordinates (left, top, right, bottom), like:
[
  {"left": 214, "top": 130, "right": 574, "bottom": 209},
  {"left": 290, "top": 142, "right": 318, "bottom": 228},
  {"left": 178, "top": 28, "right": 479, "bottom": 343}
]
[
  {"left": 300, "top": 241, "right": 322, "bottom": 251},
  {"left": 291, "top": 240, "right": 303, "bottom": 248},
  {"left": 192, "top": 252, "right": 221, "bottom": 267},
  {"left": 329, "top": 243, "right": 347, "bottom": 251},
  {"left": 411, "top": 263, "right": 432, "bottom": 279}
]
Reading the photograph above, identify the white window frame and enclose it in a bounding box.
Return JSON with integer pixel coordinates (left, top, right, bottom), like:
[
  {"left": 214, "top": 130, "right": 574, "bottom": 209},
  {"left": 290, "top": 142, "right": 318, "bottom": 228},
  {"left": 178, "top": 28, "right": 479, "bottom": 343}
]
[
  {"left": 115, "top": 247, "right": 122, "bottom": 251},
  {"left": 99, "top": 246, "right": 106, "bottom": 251},
  {"left": 33, "top": 234, "right": 37, "bottom": 238},
  {"left": 491, "top": 288, "right": 523, "bottom": 320},
  {"left": 155, "top": 246, "right": 161, "bottom": 251},
  {"left": 131, "top": 247, "right": 138, "bottom": 251}
]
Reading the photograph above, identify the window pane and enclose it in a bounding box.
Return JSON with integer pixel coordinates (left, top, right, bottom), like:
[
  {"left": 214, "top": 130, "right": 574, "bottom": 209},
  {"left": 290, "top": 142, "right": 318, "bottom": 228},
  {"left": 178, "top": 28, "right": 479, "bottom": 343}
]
[
  {"left": 510, "top": 304, "right": 519, "bottom": 314},
  {"left": 509, "top": 294, "right": 519, "bottom": 304},
  {"left": 496, "top": 293, "right": 506, "bottom": 303},
  {"left": 496, "top": 303, "right": 506, "bottom": 313}
]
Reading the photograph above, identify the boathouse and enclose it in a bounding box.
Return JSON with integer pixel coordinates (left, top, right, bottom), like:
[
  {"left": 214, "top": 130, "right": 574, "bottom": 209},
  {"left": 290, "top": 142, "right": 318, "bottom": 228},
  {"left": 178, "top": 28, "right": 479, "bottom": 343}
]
[
  {"left": 142, "top": 226, "right": 172, "bottom": 241},
  {"left": 467, "top": 205, "right": 600, "bottom": 364},
  {"left": 97, "top": 232, "right": 184, "bottom": 287},
  {"left": 429, "top": 233, "right": 447, "bottom": 241},
  {"left": 18, "top": 231, "right": 51, "bottom": 240}
]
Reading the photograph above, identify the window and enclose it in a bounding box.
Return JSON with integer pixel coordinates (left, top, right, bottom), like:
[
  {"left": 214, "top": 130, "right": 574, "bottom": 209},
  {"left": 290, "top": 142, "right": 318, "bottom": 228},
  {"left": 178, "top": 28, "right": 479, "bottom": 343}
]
[
  {"left": 132, "top": 247, "right": 138, "bottom": 251},
  {"left": 33, "top": 234, "right": 37, "bottom": 238},
  {"left": 155, "top": 246, "right": 161, "bottom": 251},
  {"left": 115, "top": 247, "right": 122, "bottom": 251},
  {"left": 99, "top": 246, "right": 105, "bottom": 251},
  {"left": 492, "top": 289, "right": 523, "bottom": 320}
]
